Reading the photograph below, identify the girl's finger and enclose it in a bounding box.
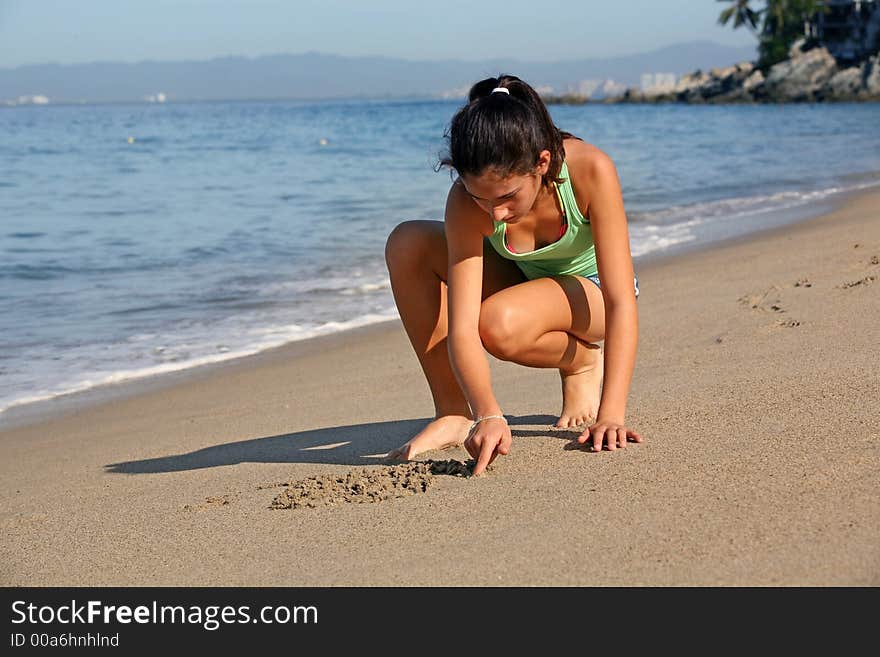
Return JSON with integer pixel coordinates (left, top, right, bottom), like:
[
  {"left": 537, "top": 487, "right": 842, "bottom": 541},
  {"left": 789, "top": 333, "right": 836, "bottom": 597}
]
[
  {"left": 498, "top": 431, "right": 512, "bottom": 455},
  {"left": 591, "top": 428, "right": 605, "bottom": 452},
  {"left": 606, "top": 429, "right": 617, "bottom": 450},
  {"left": 473, "top": 439, "right": 496, "bottom": 476}
]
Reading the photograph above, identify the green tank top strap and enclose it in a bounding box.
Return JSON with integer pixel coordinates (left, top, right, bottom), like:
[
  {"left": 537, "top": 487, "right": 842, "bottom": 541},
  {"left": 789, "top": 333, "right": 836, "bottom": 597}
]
[{"left": 556, "top": 161, "right": 588, "bottom": 225}]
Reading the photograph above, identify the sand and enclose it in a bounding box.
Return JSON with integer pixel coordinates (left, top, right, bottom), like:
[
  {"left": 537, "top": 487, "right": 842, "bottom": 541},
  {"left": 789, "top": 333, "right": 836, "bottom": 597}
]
[{"left": 1, "top": 189, "right": 878, "bottom": 586}]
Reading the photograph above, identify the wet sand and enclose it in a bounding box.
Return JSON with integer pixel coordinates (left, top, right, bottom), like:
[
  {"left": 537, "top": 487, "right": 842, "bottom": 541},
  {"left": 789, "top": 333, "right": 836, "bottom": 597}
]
[{"left": 1, "top": 189, "right": 878, "bottom": 586}]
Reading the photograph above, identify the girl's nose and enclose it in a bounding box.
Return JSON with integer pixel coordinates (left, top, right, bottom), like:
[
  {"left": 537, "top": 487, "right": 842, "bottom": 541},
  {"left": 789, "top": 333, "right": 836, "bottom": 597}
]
[{"left": 492, "top": 205, "right": 510, "bottom": 222}]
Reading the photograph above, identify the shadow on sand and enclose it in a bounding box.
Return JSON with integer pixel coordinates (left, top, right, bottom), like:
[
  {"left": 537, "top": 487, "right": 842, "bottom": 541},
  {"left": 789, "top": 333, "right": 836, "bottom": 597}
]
[{"left": 105, "top": 414, "right": 571, "bottom": 474}]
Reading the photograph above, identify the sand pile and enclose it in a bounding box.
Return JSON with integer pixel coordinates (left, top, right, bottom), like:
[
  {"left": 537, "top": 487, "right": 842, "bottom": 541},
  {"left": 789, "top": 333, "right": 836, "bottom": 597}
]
[{"left": 269, "top": 459, "right": 475, "bottom": 510}]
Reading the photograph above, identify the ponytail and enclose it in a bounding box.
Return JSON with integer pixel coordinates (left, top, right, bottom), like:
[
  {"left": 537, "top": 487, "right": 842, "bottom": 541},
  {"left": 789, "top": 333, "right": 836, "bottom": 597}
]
[{"left": 439, "top": 74, "right": 578, "bottom": 187}]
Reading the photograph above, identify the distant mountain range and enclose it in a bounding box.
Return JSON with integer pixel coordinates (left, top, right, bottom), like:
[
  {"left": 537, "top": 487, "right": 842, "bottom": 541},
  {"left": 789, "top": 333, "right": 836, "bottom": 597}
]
[{"left": 0, "top": 41, "right": 757, "bottom": 104}]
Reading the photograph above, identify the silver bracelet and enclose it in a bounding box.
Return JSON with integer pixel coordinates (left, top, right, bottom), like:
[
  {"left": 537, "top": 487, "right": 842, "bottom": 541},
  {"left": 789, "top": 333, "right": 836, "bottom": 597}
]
[{"left": 470, "top": 414, "right": 507, "bottom": 432}]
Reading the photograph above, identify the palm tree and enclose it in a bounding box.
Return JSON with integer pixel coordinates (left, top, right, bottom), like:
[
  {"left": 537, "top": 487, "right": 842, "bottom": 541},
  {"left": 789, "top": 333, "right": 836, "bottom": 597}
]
[
  {"left": 762, "top": 0, "right": 827, "bottom": 38},
  {"left": 718, "top": 0, "right": 830, "bottom": 68},
  {"left": 760, "top": 0, "right": 828, "bottom": 65},
  {"left": 717, "top": 0, "right": 762, "bottom": 33}
]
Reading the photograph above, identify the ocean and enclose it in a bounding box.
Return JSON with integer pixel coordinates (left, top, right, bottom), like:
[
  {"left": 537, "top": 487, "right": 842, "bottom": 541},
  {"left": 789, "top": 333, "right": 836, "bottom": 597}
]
[{"left": 1, "top": 99, "right": 879, "bottom": 417}]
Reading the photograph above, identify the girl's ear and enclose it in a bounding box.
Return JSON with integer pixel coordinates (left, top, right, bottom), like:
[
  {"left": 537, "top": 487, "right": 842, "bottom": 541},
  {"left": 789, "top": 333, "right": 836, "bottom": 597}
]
[{"left": 535, "top": 149, "right": 551, "bottom": 176}]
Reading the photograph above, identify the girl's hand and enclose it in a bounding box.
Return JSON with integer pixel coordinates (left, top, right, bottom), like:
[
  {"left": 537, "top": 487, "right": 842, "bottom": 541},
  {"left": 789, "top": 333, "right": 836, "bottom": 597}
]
[
  {"left": 576, "top": 420, "right": 643, "bottom": 452},
  {"left": 464, "top": 417, "right": 512, "bottom": 475}
]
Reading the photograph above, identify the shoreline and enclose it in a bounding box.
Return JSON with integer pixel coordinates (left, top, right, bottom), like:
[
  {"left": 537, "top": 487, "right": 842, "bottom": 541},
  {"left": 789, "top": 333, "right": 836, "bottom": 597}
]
[
  {"left": 1, "top": 182, "right": 872, "bottom": 433},
  {"left": 1, "top": 182, "right": 874, "bottom": 433},
  {"left": 2, "top": 184, "right": 878, "bottom": 585},
  {"left": 0, "top": 318, "right": 402, "bottom": 432}
]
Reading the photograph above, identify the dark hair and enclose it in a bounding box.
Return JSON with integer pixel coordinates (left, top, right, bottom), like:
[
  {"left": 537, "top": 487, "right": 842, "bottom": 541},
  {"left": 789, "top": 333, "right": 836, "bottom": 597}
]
[{"left": 438, "top": 74, "right": 578, "bottom": 188}]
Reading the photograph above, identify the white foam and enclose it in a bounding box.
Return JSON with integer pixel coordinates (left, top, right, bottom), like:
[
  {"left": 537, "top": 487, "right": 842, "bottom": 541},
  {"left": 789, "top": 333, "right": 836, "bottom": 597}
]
[
  {"left": 260, "top": 275, "right": 390, "bottom": 297},
  {"left": 633, "top": 179, "right": 880, "bottom": 228},
  {"left": 0, "top": 310, "right": 398, "bottom": 416},
  {"left": 630, "top": 217, "right": 701, "bottom": 257},
  {"left": 339, "top": 281, "right": 391, "bottom": 295},
  {"left": 628, "top": 179, "right": 880, "bottom": 259}
]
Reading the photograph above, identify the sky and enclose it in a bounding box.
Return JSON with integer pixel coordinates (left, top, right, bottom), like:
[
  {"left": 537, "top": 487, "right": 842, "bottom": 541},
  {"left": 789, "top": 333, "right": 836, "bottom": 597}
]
[{"left": 0, "top": 0, "right": 756, "bottom": 68}]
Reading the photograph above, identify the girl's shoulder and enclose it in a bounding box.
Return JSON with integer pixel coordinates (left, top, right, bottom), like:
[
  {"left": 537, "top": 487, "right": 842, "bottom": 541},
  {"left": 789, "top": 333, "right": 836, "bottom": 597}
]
[
  {"left": 561, "top": 139, "right": 619, "bottom": 216},
  {"left": 562, "top": 138, "right": 617, "bottom": 182}
]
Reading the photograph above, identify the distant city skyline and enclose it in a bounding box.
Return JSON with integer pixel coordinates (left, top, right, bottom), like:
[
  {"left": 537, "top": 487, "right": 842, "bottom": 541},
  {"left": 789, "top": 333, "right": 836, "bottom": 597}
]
[{"left": 0, "top": 0, "right": 756, "bottom": 69}]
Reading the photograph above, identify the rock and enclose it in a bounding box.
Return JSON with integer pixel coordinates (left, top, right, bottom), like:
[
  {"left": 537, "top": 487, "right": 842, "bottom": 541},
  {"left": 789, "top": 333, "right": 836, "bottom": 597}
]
[
  {"left": 763, "top": 46, "right": 837, "bottom": 102},
  {"left": 743, "top": 69, "right": 765, "bottom": 94},
  {"left": 863, "top": 55, "right": 880, "bottom": 99},
  {"left": 789, "top": 38, "right": 808, "bottom": 59},
  {"left": 710, "top": 62, "right": 753, "bottom": 82},
  {"left": 601, "top": 44, "right": 878, "bottom": 105},
  {"left": 704, "top": 62, "right": 756, "bottom": 102},
  {"left": 612, "top": 87, "right": 673, "bottom": 104},
  {"left": 822, "top": 66, "right": 863, "bottom": 100},
  {"left": 621, "top": 87, "right": 646, "bottom": 102},
  {"left": 623, "top": 61, "right": 759, "bottom": 104},
  {"left": 709, "top": 86, "right": 754, "bottom": 103},
  {"left": 672, "top": 70, "right": 711, "bottom": 103}
]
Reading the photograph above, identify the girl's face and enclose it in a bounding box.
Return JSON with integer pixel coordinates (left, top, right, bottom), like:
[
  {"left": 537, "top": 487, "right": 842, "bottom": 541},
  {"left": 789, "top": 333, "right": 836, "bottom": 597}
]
[{"left": 459, "top": 150, "right": 551, "bottom": 225}]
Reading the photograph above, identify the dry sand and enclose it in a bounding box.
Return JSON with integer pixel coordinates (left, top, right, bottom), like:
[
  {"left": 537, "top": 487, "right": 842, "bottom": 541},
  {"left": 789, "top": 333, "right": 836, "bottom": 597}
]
[{"left": 1, "top": 190, "right": 878, "bottom": 586}]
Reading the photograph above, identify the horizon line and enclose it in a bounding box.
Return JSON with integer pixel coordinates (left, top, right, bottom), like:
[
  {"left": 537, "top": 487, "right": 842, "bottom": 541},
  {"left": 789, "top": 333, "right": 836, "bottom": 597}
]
[{"left": 0, "top": 39, "right": 757, "bottom": 72}]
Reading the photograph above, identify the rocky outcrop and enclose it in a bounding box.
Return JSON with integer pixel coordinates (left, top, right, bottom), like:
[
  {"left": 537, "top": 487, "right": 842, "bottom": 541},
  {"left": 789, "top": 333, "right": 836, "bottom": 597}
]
[
  {"left": 669, "top": 62, "right": 756, "bottom": 103},
  {"left": 761, "top": 44, "right": 838, "bottom": 101},
  {"left": 605, "top": 39, "right": 879, "bottom": 104},
  {"left": 864, "top": 54, "right": 880, "bottom": 97},
  {"left": 743, "top": 69, "right": 765, "bottom": 95},
  {"left": 822, "top": 66, "right": 864, "bottom": 99}
]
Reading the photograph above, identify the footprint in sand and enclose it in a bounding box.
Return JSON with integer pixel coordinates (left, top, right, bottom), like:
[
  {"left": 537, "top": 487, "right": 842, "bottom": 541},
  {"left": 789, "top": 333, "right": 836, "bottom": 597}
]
[
  {"left": 740, "top": 285, "right": 805, "bottom": 329},
  {"left": 838, "top": 275, "right": 876, "bottom": 289},
  {"left": 738, "top": 286, "right": 785, "bottom": 313},
  {"left": 267, "top": 459, "right": 476, "bottom": 510},
  {"left": 183, "top": 493, "right": 239, "bottom": 512}
]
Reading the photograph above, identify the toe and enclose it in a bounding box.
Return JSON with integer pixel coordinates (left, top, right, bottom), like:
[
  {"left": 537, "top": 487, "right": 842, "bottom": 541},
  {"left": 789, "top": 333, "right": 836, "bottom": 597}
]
[
  {"left": 554, "top": 415, "right": 573, "bottom": 429},
  {"left": 386, "top": 445, "right": 409, "bottom": 461}
]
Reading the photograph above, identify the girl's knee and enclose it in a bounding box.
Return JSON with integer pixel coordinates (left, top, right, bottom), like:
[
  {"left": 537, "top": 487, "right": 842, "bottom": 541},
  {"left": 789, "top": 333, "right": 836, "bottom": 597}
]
[
  {"left": 478, "top": 302, "right": 527, "bottom": 361},
  {"left": 385, "top": 221, "right": 436, "bottom": 270}
]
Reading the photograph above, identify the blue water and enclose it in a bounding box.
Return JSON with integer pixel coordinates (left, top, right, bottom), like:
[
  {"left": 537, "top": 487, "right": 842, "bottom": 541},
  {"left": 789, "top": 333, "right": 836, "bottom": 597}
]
[{"left": 1, "top": 100, "right": 879, "bottom": 415}]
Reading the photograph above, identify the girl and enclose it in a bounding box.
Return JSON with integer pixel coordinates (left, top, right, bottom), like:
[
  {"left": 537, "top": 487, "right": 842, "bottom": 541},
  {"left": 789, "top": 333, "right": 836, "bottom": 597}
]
[{"left": 385, "top": 74, "right": 642, "bottom": 475}]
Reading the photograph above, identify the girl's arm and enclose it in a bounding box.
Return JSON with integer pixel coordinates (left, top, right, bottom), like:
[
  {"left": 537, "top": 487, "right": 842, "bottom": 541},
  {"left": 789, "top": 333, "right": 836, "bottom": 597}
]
[
  {"left": 575, "top": 151, "right": 642, "bottom": 450},
  {"left": 444, "top": 184, "right": 512, "bottom": 472}
]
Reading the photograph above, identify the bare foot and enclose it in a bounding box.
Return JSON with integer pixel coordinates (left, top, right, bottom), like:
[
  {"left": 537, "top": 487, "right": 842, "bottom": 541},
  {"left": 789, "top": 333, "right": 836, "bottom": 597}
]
[
  {"left": 386, "top": 415, "right": 474, "bottom": 461},
  {"left": 555, "top": 347, "right": 603, "bottom": 429}
]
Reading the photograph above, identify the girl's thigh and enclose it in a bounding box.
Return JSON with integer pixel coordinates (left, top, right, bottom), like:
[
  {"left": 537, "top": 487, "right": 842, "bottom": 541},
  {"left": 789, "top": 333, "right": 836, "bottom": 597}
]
[{"left": 481, "top": 275, "right": 606, "bottom": 344}]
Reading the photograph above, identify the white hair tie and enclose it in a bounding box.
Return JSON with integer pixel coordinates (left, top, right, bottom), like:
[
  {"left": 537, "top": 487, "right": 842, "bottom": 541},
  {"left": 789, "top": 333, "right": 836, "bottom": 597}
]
[{"left": 491, "top": 87, "right": 510, "bottom": 95}]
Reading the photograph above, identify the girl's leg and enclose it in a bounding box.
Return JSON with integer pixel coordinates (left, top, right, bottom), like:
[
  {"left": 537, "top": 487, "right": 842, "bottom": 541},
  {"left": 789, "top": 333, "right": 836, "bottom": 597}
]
[
  {"left": 384, "top": 220, "right": 526, "bottom": 459},
  {"left": 477, "top": 275, "right": 609, "bottom": 428}
]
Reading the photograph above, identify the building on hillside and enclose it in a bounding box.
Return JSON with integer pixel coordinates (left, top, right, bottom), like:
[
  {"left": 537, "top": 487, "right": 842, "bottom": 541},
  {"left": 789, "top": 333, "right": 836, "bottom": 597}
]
[
  {"left": 6, "top": 95, "right": 50, "bottom": 105},
  {"left": 598, "top": 79, "right": 627, "bottom": 99},
  {"left": 640, "top": 72, "right": 677, "bottom": 93},
  {"left": 806, "top": 0, "right": 880, "bottom": 63},
  {"left": 565, "top": 79, "right": 602, "bottom": 98}
]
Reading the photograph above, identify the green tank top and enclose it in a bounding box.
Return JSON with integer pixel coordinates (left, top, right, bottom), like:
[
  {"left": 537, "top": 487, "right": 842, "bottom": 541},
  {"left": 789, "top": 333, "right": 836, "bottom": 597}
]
[{"left": 487, "top": 161, "right": 597, "bottom": 280}]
